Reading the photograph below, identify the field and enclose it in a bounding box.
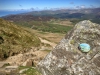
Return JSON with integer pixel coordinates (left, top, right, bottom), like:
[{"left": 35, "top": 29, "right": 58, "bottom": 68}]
[{"left": 15, "top": 19, "right": 73, "bottom": 34}]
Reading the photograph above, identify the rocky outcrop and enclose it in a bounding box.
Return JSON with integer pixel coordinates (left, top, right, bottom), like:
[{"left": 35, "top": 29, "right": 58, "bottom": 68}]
[
  {"left": 22, "top": 59, "right": 33, "bottom": 67},
  {"left": 37, "top": 20, "right": 100, "bottom": 75}
]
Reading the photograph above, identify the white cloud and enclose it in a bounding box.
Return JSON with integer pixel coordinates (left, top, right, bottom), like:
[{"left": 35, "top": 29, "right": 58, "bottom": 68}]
[
  {"left": 75, "top": 5, "right": 86, "bottom": 9},
  {"left": 80, "top": 5, "right": 85, "bottom": 8}
]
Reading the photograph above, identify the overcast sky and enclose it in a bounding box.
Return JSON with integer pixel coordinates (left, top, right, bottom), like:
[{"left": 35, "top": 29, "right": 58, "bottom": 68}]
[{"left": 0, "top": 0, "right": 100, "bottom": 10}]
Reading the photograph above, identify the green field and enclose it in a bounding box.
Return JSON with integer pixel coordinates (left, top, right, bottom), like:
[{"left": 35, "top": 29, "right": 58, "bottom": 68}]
[
  {"left": 19, "top": 66, "right": 41, "bottom": 75},
  {"left": 15, "top": 21, "right": 73, "bottom": 34}
]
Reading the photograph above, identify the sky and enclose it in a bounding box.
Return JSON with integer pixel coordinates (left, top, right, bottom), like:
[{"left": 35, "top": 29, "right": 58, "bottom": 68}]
[{"left": 0, "top": 0, "right": 100, "bottom": 11}]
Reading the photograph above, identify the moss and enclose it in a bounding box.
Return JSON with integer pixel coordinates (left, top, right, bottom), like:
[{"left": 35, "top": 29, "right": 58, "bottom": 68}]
[
  {"left": 23, "top": 68, "right": 41, "bottom": 75},
  {"left": 73, "top": 49, "right": 77, "bottom": 53},
  {"left": 70, "top": 40, "right": 75, "bottom": 45},
  {"left": 88, "top": 50, "right": 93, "bottom": 55},
  {"left": 42, "top": 50, "right": 51, "bottom": 53},
  {"left": 19, "top": 66, "right": 41, "bottom": 75}
]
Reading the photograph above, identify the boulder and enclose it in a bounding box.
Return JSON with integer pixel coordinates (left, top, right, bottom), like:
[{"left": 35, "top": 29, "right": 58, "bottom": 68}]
[
  {"left": 37, "top": 20, "right": 100, "bottom": 75},
  {"left": 22, "top": 59, "right": 33, "bottom": 67}
]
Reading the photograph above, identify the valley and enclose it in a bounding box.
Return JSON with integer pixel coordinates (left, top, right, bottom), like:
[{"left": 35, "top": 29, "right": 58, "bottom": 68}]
[
  {"left": 0, "top": 7, "right": 100, "bottom": 75},
  {"left": 0, "top": 18, "right": 71, "bottom": 75}
]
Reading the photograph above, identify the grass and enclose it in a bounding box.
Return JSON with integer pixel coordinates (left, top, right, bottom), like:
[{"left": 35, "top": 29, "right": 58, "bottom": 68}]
[
  {"left": 2, "top": 63, "right": 10, "bottom": 68},
  {"left": 19, "top": 66, "right": 41, "bottom": 75},
  {"left": 15, "top": 21, "right": 73, "bottom": 34},
  {"left": 0, "top": 18, "right": 41, "bottom": 60},
  {"left": 70, "top": 19, "right": 83, "bottom": 25},
  {"left": 42, "top": 49, "right": 51, "bottom": 53}
]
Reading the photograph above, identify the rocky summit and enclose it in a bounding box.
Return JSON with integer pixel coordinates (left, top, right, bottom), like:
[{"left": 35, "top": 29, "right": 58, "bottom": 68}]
[{"left": 37, "top": 20, "right": 100, "bottom": 75}]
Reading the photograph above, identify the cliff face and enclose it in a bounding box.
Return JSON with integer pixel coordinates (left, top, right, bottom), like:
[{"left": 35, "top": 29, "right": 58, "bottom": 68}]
[{"left": 37, "top": 20, "right": 100, "bottom": 75}]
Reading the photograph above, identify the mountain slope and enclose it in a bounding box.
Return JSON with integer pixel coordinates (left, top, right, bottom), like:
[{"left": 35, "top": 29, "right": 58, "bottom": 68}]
[{"left": 0, "top": 18, "right": 41, "bottom": 60}]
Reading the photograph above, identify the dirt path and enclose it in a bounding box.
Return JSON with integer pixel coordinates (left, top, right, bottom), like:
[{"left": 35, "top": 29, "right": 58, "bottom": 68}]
[
  {"left": 39, "top": 37, "right": 56, "bottom": 48},
  {"left": 0, "top": 37, "right": 56, "bottom": 66}
]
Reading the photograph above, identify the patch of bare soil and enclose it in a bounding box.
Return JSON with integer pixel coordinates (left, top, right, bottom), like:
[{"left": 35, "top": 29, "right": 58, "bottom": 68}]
[{"left": 2, "top": 47, "right": 49, "bottom": 66}]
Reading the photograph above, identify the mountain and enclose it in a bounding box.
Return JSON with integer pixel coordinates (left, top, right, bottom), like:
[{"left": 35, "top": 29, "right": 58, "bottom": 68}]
[
  {"left": 1, "top": 8, "right": 100, "bottom": 24},
  {"left": 38, "top": 20, "right": 100, "bottom": 75},
  {"left": 2, "top": 14, "right": 54, "bottom": 22},
  {"left": 0, "top": 18, "right": 41, "bottom": 60},
  {"left": 22, "top": 8, "right": 100, "bottom": 15}
]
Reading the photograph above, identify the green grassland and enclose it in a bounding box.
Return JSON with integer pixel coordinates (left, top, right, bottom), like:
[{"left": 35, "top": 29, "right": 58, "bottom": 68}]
[
  {"left": 19, "top": 66, "right": 41, "bottom": 75},
  {"left": 15, "top": 20, "right": 73, "bottom": 34},
  {"left": 0, "top": 18, "right": 41, "bottom": 60}
]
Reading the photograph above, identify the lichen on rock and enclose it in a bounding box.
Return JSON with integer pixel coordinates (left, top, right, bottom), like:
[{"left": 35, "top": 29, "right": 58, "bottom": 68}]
[{"left": 37, "top": 20, "right": 100, "bottom": 75}]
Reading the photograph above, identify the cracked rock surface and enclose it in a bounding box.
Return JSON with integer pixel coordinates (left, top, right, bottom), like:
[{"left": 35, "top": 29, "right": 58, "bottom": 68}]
[{"left": 37, "top": 20, "right": 100, "bottom": 75}]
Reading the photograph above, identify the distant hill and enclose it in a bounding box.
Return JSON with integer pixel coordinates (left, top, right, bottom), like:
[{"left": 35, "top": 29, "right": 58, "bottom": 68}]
[
  {"left": 2, "top": 14, "right": 54, "bottom": 22},
  {"left": 1, "top": 14, "right": 73, "bottom": 33},
  {"left": 21, "top": 8, "right": 100, "bottom": 16},
  {"left": 2, "top": 8, "right": 100, "bottom": 24},
  {"left": 0, "top": 18, "right": 41, "bottom": 60}
]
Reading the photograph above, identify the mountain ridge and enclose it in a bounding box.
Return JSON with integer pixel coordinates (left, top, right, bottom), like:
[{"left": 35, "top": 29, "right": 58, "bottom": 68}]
[{"left": 2, "top": 8, "right": 100, "bottom": 24}]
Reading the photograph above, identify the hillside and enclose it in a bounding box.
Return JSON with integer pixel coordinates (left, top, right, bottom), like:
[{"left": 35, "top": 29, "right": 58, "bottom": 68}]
[
  {"left": 0, "top": 18, "right": 67, "bottom": 75},
  {"left": 2, "top": 14, "right": 54, "bottom": 22},
  {"left": 0, "top": 18, "right": 63, "bottom": 75},
  {"left": 0, "top": 18, "right": 41, "bottom": 60}
]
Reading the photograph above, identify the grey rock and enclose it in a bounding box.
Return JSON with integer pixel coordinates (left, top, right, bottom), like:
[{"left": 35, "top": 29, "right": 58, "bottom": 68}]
[
  {"left": 37, "top": 20, "right": 100, "bottom": 75},
  {"left": 22, "top": 59, "right": 33, "bottom": 67}
]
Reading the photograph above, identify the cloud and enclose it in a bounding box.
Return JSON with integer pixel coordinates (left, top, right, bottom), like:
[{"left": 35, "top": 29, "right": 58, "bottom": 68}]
[
  {"left": 44, "top": 7, "right": 48, "bottom": 10},
  {"left": 75, "top": 5, "right": 86, "bottom": 9},
  {"left": 90, "top": 5, "right": 95, "bottom": 8},
  {"left": 80, "top": 5, "right": 85, "bottom": 8},
  {"left": 19, "top": 5, "right": 22, "bottom": 7},
  {"left": 76, "top": 6, "right": 80, "bottom": 9},
  {"left": 35, "top": 7, "right": 40, "bottom": 10},
  {"left": 31, "top": 8, "right": 34, "bottom": 10},
  {"left": 70, "top": 2, "right": 74, "bottom": 4}
]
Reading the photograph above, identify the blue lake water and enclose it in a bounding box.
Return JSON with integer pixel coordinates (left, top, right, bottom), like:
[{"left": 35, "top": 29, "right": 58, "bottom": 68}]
[{"left": 0, "top": 10, "right": 32, "bottom": 17}]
